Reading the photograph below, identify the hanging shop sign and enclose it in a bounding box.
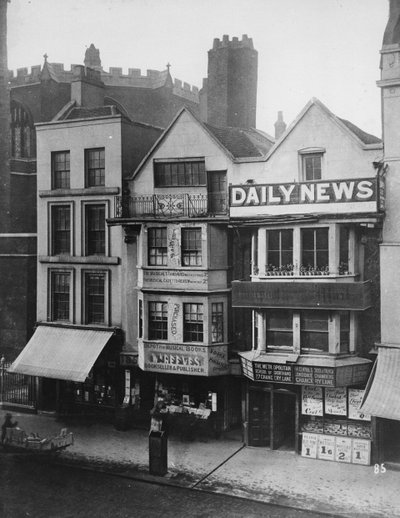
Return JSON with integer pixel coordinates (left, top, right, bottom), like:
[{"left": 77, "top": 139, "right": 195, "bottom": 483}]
[
  {"left": 142, "top": 269, "right": 209, "bottom": 289},
  {"left": 232, "top": 280, "right": 372, "bottom": 311},
  {"left": 229, "top": 177, "right": 379, "bottom": 217},
  {"left": 244, "top": 359, "right": 371, "bottom": 387},
  {"left": 120, "top": 353, "right": 138, "bottom": 367},
  {"left": 138, "top": 342, "right": 229, "bottom": 376}
]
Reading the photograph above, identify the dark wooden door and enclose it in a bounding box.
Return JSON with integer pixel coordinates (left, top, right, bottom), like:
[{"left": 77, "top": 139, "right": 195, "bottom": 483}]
[
  {"left": 207, "top": 171, "right": 227, "bottom": 214},
  {"left": 271, "top": 392, "right": 295, "bottom": 450},
  {"left": 248, "top": 389, "right": 270, "bottom": 446}
]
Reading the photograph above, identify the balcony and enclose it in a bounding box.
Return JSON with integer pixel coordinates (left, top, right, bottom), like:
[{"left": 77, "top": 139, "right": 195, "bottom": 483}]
[{"left": 114, "top": 193, "right": 227, "bottom": 219}]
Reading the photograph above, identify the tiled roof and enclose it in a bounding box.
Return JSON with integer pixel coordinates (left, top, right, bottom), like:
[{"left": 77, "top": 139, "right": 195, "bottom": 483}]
[
  {"left": 205, "top": 124, "right": 274, "bottom": 158},
  {"left": 338, "top": 118, "right": 381, "bottom": 145}
]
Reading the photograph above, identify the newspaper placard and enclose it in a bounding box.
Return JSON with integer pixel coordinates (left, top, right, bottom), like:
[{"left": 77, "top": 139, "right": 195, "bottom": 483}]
[
  {"left": 325, "top": 387, "right": 347, "bottom": 415},
  {"left": 317, "top": 434, "right": 336, "bottom": 461},
  {"left": 301, "top": 432, "right": 318, "bottom": 458},
  {"left": 335, "top": 437, "right": 352, "bottom": 463},
  {"left": 302, "top": 386, "right": 323, "bottom": 416},
  {"left": 352, "top": 439, "right": 371, "bottom": 465},
  {"left": 348, "top": 388, "right": 371, "bottom": 421}
]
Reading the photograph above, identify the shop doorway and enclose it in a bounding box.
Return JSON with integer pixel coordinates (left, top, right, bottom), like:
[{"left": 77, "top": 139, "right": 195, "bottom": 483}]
[
  {"left": 247, "top": 387, "right": 298, "bottom": 450},
  {"left": 248, "top": 389, "right": 270, "bottom": 446},
  {"left": 381, "top": 418, "right": 400, "bottom": 464},
  {"left": 272, "top": 391, "right": 296, "bottom": 450},
  {"left": 39, "top": 378, "right": 58, "bottom": 412}
]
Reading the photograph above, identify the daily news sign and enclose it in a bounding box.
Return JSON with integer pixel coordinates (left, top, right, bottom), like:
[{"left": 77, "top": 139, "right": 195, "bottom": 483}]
[{"left": 229, "top": 177, "right": 378, "bottom": 217}]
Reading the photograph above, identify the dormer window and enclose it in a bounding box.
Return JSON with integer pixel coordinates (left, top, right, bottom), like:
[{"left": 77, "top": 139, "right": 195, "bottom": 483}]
[{"left": 299, "top": 148, "right": 325, "bottom": 181}]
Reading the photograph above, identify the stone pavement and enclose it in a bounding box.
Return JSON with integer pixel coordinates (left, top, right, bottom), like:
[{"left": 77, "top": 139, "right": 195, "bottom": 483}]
[{"left": 1, "top": 408, "right": 399, "bottom": 517}]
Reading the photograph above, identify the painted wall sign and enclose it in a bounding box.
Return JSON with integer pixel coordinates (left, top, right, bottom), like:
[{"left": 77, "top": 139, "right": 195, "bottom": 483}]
[
  {"left": 232, "top": 280, "right": 372, "bottom": 311},
  {"left": 302, "top": 386, "right": 324, "bottom": 416},
  {"left": 143, "top": 269, "right": 208, "bottom": 288},
  {"left": 138, "top": 342, "right": 229, "bottom": 376},
  {"left": 229, "top": 177, "right": 379, "bottom": 217},
  {"left": 325, "top": 387, "right": 347, "bottom": 415},
  {"left": 348, "top": 388, "right": 371, "bottom": 421}
]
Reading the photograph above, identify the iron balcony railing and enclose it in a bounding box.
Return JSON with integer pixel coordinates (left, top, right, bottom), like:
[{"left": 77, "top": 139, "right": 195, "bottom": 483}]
[{"left": 114, "top": 193, "right": 227, "bottom": 219}]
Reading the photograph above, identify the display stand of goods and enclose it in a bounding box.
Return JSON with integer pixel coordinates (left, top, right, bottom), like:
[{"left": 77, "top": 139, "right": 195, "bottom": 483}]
[{"left": 3, "top": 427, "right": 74, "bottom": 454}]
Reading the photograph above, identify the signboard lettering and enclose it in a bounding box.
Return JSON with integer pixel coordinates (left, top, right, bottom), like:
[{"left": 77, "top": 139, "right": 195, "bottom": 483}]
[
  {"left": 335, "top": 437, "right": 352, "bottom": 463},
  {"left": 230, "top": 178, "right": 377, "bottom": 208},
  {"left": 301, "top": 432, "right": 318, "bottom": 458},
  {"left": 352, "top": 439, "right": 371, "bottom": 465},
  {"left": 317, "top": 435, "right": 336, "bottom": 462},
  {"left": 348, "top": 388, "right": 371, "bottom": 421},
  {"left": 302, "top": 386, "right": 323, "bottom": 416},
  {"left": 325, "top": 388, "right": 347, "bottom": 415}
]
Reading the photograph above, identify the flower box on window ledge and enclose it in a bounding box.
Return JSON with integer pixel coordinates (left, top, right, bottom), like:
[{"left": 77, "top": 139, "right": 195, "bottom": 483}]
[
  {"left": 299, "top": 265, "right": 330, "bottom": 276},
  {"left": 265, "top": 264, "right": 294, "bottom": 277}
]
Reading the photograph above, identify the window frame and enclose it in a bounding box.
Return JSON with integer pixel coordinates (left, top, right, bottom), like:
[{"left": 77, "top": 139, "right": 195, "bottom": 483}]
[
  {"left": 148, "top": 301, "right": 168, "bottom": 340},
  {"left": 153, "top": 159, "right": 206, "bottom": 187},
  {"left": 266, "top": 229, "right": 293, "bottom": 272},
  {"left": 266, "top": 309, "right": 294, "bottom": 350},
  {"left": 300, "top": 310, "right": 329, "bottom": 353},
  {"left": 49, "top": 269, "right": 73, "bottom": 322},
  {"left": 301, "top": 227, "right": 329, "bottom": 272},
  {"left": 83, "top": 270, "right": 109, "bottom": 326},
  {"left": 181, "top": 227, "right": 202, "bottom": 267},
  {"left": 51, "top": 203, "right": 72, "bottom": 256},
  {"left": 85, "top": 147, "right": 105, "bottom": 187},
  {"left": 211, "top": 302, "right": 224, "bottom": 343},
  {"left": 183, "top": 303, "right": 204, "bottom": 343},
  {"left": 51, "top": 151, "right": 70, "bottom": 190},
  {"left": 148, "top": 227, "right": 167, "bottom": 266},
  {"left": 84, "top": 203, "right": 107, "bottom": 256}
]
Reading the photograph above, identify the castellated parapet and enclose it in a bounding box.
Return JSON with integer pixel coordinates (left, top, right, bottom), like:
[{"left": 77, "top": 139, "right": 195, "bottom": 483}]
[
  {"left": 8, "top": 64, "right": 199, "bottom": 102},
  {"left": 212, "top": 34, "right": 254, "bottom": 50}
]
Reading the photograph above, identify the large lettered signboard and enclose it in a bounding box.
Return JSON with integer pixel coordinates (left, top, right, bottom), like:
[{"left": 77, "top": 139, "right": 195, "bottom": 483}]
[{"left": 229, "top": 177, "right": 380, "bottom": 217}]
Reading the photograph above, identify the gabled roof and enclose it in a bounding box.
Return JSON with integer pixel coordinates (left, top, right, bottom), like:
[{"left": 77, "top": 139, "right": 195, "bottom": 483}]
[
  {"left": 130, "top": 107, "right": 274, "bottom": 179},
  {"left": 266, "top": 97, "right": 382, "bottom": 160}
]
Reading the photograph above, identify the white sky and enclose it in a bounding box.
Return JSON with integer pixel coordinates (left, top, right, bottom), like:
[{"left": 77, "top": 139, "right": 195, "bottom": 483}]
[{"left": 7, "top": 0, "right": 388, "bottom": 137}]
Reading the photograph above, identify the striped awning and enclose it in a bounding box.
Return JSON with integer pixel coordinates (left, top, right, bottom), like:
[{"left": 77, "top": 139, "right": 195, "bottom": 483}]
[
  {"left": 8, "top": 325, "right": 114, "bottom": 382},
  {"left": 361, "top": 347, "right": 400, "bottom": 421}
]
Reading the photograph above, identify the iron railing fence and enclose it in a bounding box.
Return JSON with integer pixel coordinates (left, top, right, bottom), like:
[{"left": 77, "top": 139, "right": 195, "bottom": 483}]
[{"left": 0, "top": 358, "right": 36, "bottom": 408}]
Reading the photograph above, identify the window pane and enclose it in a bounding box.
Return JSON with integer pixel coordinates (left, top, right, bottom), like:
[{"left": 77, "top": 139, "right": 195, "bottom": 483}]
[
  {"left": 52, "top": 206, "right": 70, "bottom": 255},
  {"left": 86, "top": 205, "right": 106, "bottom": 255},
  {"left": 52, "top": 151, "right": 70, "bottom": 189},
  {"left": 153, "top": 161, "right": 206, "bottom": 187},
  {"left": 184, "top": 303, "right": 203, "bottom": 342},
  {"left": 85, "top": 273, "right": 105, "bottom": 324},
  {"left": 149, "top": 301, "right": 168, "bottom": 340},
  {"left": 266, "top": 309, "right": 293, "bottom": 348},
  {"left": 211, "top": 302, "right": 223, "bottom": 343},
  {"left": 303, "top": 155, "right": 322, "bottom": 181},
  {"left": 300, "top": 311, "right": 329, "bottom": 352},
  {"left": 340, "top": 311, "right": 350, "bottom": 353},
  {"left": 148, "top": 227, "right": 167, "bottom": 266},
  {"left": 182, "top": 228, "right": 202, "bottom": 267},
  {"left": 52, "top": 272, "right": 70, "bottom": 321},
  {"left": 86, "top": 148, "right": 105, "bottom": 187}
]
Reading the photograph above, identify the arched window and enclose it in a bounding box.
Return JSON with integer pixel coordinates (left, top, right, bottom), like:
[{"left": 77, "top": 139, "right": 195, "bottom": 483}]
[{"left": 10, "top": 102, "right": 36, "bottom": 159}]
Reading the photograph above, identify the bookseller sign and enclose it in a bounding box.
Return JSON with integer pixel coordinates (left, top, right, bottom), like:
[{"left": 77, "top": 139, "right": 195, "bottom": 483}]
[{"left": 229, "top": 177, "right": 378, "bottom": 217}]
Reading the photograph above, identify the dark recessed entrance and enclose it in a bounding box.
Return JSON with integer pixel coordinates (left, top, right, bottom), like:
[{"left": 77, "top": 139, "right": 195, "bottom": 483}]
[{"left": 247, "top": 385, "right": 298, "bottom": 451}]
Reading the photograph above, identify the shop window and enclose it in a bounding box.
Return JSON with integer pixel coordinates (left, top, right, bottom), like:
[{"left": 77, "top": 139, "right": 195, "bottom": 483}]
[
  {"left": 182, "top": 228, "right": 202, "bottom": 266},
  {"left": 138, "top": 299, "right": 143, "bottom": 338},
  {"left": 266, "top": 229, "right": 293, "bottom": 273},
  {"left": 184, "top": 303, "right": 204, "bottom": 342},
  {"left": 85, "top": 148, "right": 105, "bottom": 187},
  {"left": 154, "top": 160, "right": 206, "bottom": 187},
  {"left": 84, "top": 272, "right": 106, "bottom": 324},
  {"left": 252, "top": 232, "right": 259, "bottom": 275},
  {"left": 302, "top": 153, "right": 322, "bottom": 181},
  {"left": 211, "top": 302, "right": 224, "bottom": 343},
  {"left": 51, "top": 205, "right": 71, "bottom": 255},
  {"left": 301, "top": 228, "right": 329, "bottom": 273},
  {"left": 148, "top": 227, "right": 167, "bottom": 266},
  {"left": 52, "top": 151, "right": 70, "bottom": 189},
  {"left": 266, "top": 309, "right": 293, "bottom": 349},
  {"left": 85, "top": 204, "right": 106, "bottom": 255},
  {"left": 50, "top": 271, "right": 71, "bottom": 321},
  {"left": 339, "top": 227, "right": 350, "bottom": 275},
  {"left": 149, "top": 301, "right": 168, "bottom": 340},
  {"left": 339, "top": 311, "right": 350, "bottom": 353},
  {"left": 300, "top": 310, "right": 329, "bottom": 352}
]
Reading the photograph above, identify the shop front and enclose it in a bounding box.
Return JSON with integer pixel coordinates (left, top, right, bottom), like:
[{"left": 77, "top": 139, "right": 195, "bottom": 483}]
[
  {"left": 8, "top": 324, "right": 122, "bottom": 418},
  {"left": 240, "top": 352, "right": 373, "bottom": 464}
]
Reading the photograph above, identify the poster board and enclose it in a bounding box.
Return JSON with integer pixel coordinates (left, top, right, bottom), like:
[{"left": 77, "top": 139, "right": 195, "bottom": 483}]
[
  {"left": 302, "top": 386, "right": 323, "bottom": 416},
  {"left": 325, "top": 387, "right": 347, "bottom": 415}
]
